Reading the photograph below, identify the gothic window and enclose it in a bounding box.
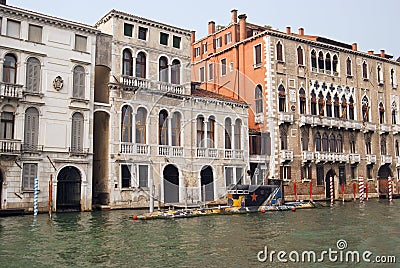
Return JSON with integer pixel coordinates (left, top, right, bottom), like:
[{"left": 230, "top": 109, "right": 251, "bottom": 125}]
[
  {"left": 349, "top": 96, "right": 355, "bottom": 120},
  {"left": 377, "top": 64, "right": 383, "bottom": 84},
  {"left": 299, "top": 88, "right": 306, "bottom": 114},
  {"left": 318, "top": 91, "right": 324, "bottom": 116},
  {"left": 396, "top": 140, "right": 399, "bottom": 157},
  {"left": 322, "top": 132, "right": 328, "bottom": 152},
  {"left": 329, "top": 133, "right": 336, "bottom": 152},
  {"left": 121, "top": 105, "right": 133, "bottom": 143},
  {"left": 341, "top": 95, "right": 347, "bottom": 119},
  {"left": 337, "top": 134, "right": 343, "bottom": 153},
  {"left": 301, "top": 127, "right": 309, "bottom": 151},
  {"left": 362, "top": 96, "right": 370, "bottom": 122},
  {"left": 297, "top": 46, "right": 304, "bottom": 65},
  {"left": 159, "top": 110, "right": 168, "bottom": 145},
  {"left": 365, "top": 133, "right": 372, "bottom": 154},
  {"left": 334, "top": 94, "right": 340, "bottom": 118},
  {"left": 390, "top": 68, "right": 397, "bottom": 87},
  {"left": 136, "top": 107, "right": 147, "bottom": 144},
  {"left": 318, "top": 51, "right": 324, "bottom": 72},
  {"left": 122, "top": 49, "right": 133, "bottom": 76},
  {"left": 280, "top": 125, "right": 288, "bottom": 150},
  {"left": 332, "top": 55, "right": 338, "bottom": 75},
  {"left": 311, "top": 90, "right": 317, "bottom": 115},
  {"left": 326, "top": 93, "right": 332, "bottom": 117},
  {"left": 392, "top": 102, "right": 397, "bottom": 124},
  {"left": 346, "top": 57, "right": 352, "bottom": 76},
  {"left": 276, "top": 41, "right": 283, "bottom": 61},
  {"left": 325, "top": 53, "right": 331, "bottom": 74},
  {"left": 379, "top": 102, "right": 385, "bottom": 124},
  {"left": 278, "top": 85, "right": 286, "bottom": 112},
  {"left": 362, "top": 61, "right": 368, "bottom": 79},
  {"left": 350, "top": 134, "right": 356, "bottom": 153},
  {"left": 380, "top": 134, "right": 387, "bottom": 155},
  {"left": 255, "top": 85, "right": 263, "bottom": 114},
  {"left": 315, "top": 132, "right": 321, "bottom": 151},
  {"left": 311, "top": 50, "right": 317, "bottom": 70}
]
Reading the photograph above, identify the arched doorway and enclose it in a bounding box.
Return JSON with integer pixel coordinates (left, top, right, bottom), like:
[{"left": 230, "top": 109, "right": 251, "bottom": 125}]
[
  {"left": 325, "top": 169, "right": 336, "bottom": 199},
  {"left": 200, "top": 166, "right": 214, "bottom": 202},
  {"left": 378, "top": 165, "right": 392, "bottom": 198},
  {"left": 57, "top": 166, "right": 82, "bottom": 212},
  {"left": 163, "top": 164, "right": 179, "bottom": 203}
]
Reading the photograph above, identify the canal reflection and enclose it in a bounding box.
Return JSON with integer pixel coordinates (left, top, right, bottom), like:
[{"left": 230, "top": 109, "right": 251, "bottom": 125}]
[{"left": 0, "top": 200, "right": 399, "bottom": 267}]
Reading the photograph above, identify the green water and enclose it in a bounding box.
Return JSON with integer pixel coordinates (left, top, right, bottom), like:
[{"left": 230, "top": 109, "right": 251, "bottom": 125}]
[{"left": 0, "top": 200, "right": 398, "bottom": 267}]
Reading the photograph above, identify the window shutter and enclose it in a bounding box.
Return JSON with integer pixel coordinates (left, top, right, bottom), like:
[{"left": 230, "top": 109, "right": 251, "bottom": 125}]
[
  {"left": 26, "top": 62, "right": 34, "bottom": 92},
  {"left": 279, "top": 166, "right": 283, "bottom": 180},
  {"left": 73, "top": 70, "right": 79, "bottom": 98},
  {"left": 287, "top": 166, "right": 292, "bottom": 180},
  {"left": 32, "top": 63, "right": 40, "bottom": 93},
  {"left": 79, "top": 71, "right": 85, "bottom": 99},
  {"left": 22, "top": 164, "right": 29, "bottom": 190}
]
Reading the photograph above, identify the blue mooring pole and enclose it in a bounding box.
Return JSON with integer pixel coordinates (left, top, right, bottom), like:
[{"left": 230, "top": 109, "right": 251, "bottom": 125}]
[{"left": 33, "top": 177, "right": 39, "bottom": 216}]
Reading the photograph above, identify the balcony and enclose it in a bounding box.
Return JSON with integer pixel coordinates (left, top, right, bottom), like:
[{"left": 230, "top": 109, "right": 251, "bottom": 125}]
[
  {"left": 380, "top": 124, "right": 391, "bottom": 133},
  {"left": 69, "top": 147, "right": 89, "bottom": 156},
  {"left": 335, "top": 153, "right": 349, "bottom": 163},
  {"left": 158, "top": 145, "right": 183, "bottom": 157},
  {"left": 155, "top": 81, "right": 183, "bottom": 95},
  {"left": 278, "top": 112, "right": 294, "bottom": 125},
  {"left": 302, "top": 151, "right": 314, "bottom": 162},
  {"left": 121, "top": 76, "right": 151, "bottom": 90},
  {"left": 120, "top": 143, "right": 149, "bottom": 155},
  {"left": 393, "top": 124, "right": 400, "bottom": 134},
  {"left": 196, "top": 148, "right": 218, "bottom": 158},
  {"left": 349, "top": 153, "right": 361, "bottom": 164},
  {"left": 299, "top": 114, "right": 314, "bottom": 126},
  {"left": 366, "top": 154, "right": 377, "bottom": 164},
  {"left": 351, "top": 121, "right": 364, "bottom": 130},
  {"left": 280, "top": 150, "right": 293, "bottom": 163},
  {"left": 224, "top": 149, "right": 244, "bottom": 159},
  {"left": 396, "top": 156, "right": 400, "bottom": 167},
  {"left": 21, "top": 144, "right": 43, "bottom": 153},
  {"left": 363, "top": 122, "right": 376, "bottom": 132},
  {"left": 0, "top": 139, "right": 21, "bottom": 156},
  {"left": 0, "top": 82, "right": 22, "bottom": 99},
  {"left": 315, "top": 152, "right": 329, "bottom": 163},
  {"left": 381, "top": 155, "right": 392, "bottom": 164}
]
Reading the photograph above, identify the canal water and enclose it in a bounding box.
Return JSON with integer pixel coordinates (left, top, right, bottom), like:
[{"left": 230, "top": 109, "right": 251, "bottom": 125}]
[{"left": 0, "top": 200, "right": 398, "bottom": 267}]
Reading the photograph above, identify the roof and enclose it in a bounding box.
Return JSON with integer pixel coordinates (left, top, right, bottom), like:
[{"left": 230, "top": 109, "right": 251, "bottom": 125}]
[{"left": 191, "top": 87, "right": 247, "bottom": 105}]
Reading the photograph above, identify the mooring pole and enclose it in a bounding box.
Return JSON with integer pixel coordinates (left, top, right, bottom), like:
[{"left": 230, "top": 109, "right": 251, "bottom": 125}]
[
  {"left": 48, "top": 174, "right": 53, "bottom": 219},
  {"left": 34, "top": 177, "right": 39, "bottom": 216},
  {"left": 149, "top": 183, "right": 154, "bottom": 213}
]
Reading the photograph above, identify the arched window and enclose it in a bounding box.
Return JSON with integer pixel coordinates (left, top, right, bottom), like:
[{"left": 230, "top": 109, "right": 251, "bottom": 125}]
[
  {"left": 322, "top": 132, "right": 328, "bottom": 152},
  {"left": 207, "top": 116, "right": 215, "bottom": 148},
  {"left": 280, "top": 125, "right": 288, "bottom": 150},
  {"left": 135, "top": 107, "right": 147, "bottom": 144},
  {"left": 349, "top": 96, "right": 355, "bottom": 120},
  {"left": 159, "top": 110, "right": 168, "bottom": 145},
  {"left": 171, "top": 112, "right": 181, "bottom": 146},
  {"left": 391, "top": 68, "right": 397, "bottom": 87},
  {"left": 278, "top": 85, "right": 286, "bottom": 112},
  {"left": 311, "top": 50, "right": 317, "bottom": 70},
  {"left": 392, "top": 102, "right": 397, "bottom": 125},
  {"left": 311, "top": 90, "right": 317, "bottom": 115},
  {"left": 24, "top": 107, "right": 39, "bottom": 151},
  {"left": 337, "top": 134, "right": 343, "bottom": 153},
  {"left": 196, "top": 115, "right": 205, "bottom": 147},
  {"left": 234, "top": 119, "right": 242, "bottom": 150},
  {"left": 318, "top": 51, "right": 324, "bottom": 72},
  {"left": 159, "top": 56, "right": 168, "bottom": 82},
  {"left": 3, "top": 54, "right": 17, "bottom": 84},
  {"left": 362, "top": 61, "right": 368, "bottom": 79},
  {"left": 326, "top": 93, "right": 332, "bottom": 117},
  {"left": 26, "top": 57, "right": 41, "bottom": 93},
  {"left": 171, "top": 59, "right": 180, "bottom": 84},
  {"left": 380, "top": 134, "right": 387, "bottom": 155},
  {"left": 301, "top": 127, "right": 309, "bottom": 151},
  {"left": 325, "top": 53, "right": 331, "bottom": 74},
  {"left": 297, "top": 46, "right": 304, "bottom": 65},
  {"left": 255, "top": 85, "right": 263, "bottom": 114},
  {"left": 121, "top": 105, "right": 133, "bottom": 143},
  {"left": 329, "top": 133, "right": 335, "bottom": 152},
  {"left": 346, "top": 57, "right": 352, "bottom": 76},
  {"left": 122, "top": 49, "right": 133, "bottom": 76},
  {"left": 315, "top": 132, "right": 321, "bottom": 151},
  {"left": 73, "top": 65, "right": 85, "bottom": 99},
  {"left": 276, "top": 41, "right": 283, "bottom": 61},
  {"left": 362, "top": 96, "right": 369, "bottom": 122},
  {"left": 341, "top": 96, "right": 347, "bottom": 119},
  {"left": 224, "top": 118, "right": 232, "bottom": 149},
  {"left": 379, "top": 102, "right": 385, "bottom": 124},
  {"left": 299, "top": 88, "right": 306, "bottom": 114},
  {"left": 136, "top": 52, "right": 146, "bottom": 78},
  {"left": 71, "top": 112, "right": 84, "bottom": 152},
  {"left": 318, "top": 91, "right": 324, "bottom": 116},
  {"left": 377, "top": 64, "right": 383, "bottom": 84},
  {"left": 350, "top": 134, "right": 356, "bottom": 153},
  {"left": 334, "top": 94, "right": 340, "bottom": 118},
  {"left": 396, "top": 140, "right": 399, "bottom": 156},
  {"left": 332, "top": 55, "right": 338, "bottom": 75}
]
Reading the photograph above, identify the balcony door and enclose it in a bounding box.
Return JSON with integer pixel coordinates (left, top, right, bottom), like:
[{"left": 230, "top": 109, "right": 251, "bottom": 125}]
[{"left": 23, "top": 107, "right": 39, "bottom": 151}]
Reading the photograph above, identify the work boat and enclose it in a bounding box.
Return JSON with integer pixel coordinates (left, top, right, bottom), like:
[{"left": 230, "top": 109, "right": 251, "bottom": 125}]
[{"left": 133, "top": 185, "right": 315, "bottom": 220}]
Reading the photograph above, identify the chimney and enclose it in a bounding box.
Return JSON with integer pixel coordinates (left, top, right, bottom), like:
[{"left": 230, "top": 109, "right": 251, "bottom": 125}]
[
  {"left": 238, "top": 14, "right": 247, "bottom": 41},
  {"left": 368, "top": 50, "right": 374, "bottom": 55},
  {"left": 0, "top": 0, "right": 6, "bottom": 5},
  {"left": 352, "top": 43, "right": 358, "bottom": 51},
  {"left": 286, "top": 27, "right": 291, "bottom": 34},
  {"left": 298, "top": 27, "right": 304, "bottom": 36},
  {"left": 380, "top": 49, "right": 385, "bottom": 58},
  {"left": 231, "top": 9, "right": 238, "bottom": 24},
  {"left": 191, "top": 31, "right": 196, "bottom": 44},
  {"left": 208, "top": 21, "right": 215, "bottom": 35}
]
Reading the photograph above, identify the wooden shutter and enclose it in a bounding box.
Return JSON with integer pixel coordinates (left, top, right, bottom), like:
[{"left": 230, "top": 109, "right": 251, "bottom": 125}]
[
  {"left": 279, "top": 166, "right": 283, "bottom": 180},
  {"left": 26, "top": 58, "right": 40, "bottom": 93},
  {"left": 287, "top": 166, "right": 292, "bottom": 180},
  {"left": 24, "top": 108, "right": 39, "bottom": 149},
  {"left": 72, "top": 113, "right": 84, "bottom": 151}
]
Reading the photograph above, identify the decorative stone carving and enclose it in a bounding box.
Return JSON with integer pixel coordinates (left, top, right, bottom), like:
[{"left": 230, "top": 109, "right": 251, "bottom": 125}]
[{"left": 53, "top": 76, "right": 63, "bottom": 90}]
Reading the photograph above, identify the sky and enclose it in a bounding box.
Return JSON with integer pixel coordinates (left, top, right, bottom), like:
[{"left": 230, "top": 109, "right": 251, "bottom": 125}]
[{"left": 8, "top": 0, "right": 400, "bottom": 59}]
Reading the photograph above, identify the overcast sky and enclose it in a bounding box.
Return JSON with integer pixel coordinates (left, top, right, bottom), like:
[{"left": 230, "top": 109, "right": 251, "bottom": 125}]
[{"left": 8, "top": 0, "right": 400, "bottom": 59}]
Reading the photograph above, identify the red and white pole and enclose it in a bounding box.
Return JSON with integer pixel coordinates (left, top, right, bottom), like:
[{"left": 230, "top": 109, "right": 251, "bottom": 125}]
[
  {"left": 341, "top": 183, "right": 345, "bottom": 202},
  {"left": 359, "top": 176, "right": 364, "bottom": 203},
  {"left": 353, "top": 182, "right": 357, "bottom": 201},
  {"left": 388, "top": 176, "right": 393, "bottom": 202},
  {"left": 366, "top": 182, "right": 369, "bottom": 201},
  {"left": 310, "top": 181, "right": 313, "bottom": 201},
  {"left": 330, "top": 176, "right": 334, "bottom": 206},
  {"left": 294, "top": 182, "right": 298, "bottom": 201}
]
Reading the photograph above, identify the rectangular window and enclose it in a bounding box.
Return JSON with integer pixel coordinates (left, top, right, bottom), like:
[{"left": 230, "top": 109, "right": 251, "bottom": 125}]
[
  {"left": 28, "top": 24, "right": 42, "bottom": 43},
  {"left": 215, "top": 37, "right": 222, "bottom": 48},
  {"left": 121, "top": 164, "right": 131, "bottom": 188},
  {"left": 229, "top": 62, "right": 233, "bottom": 72},
  {"left": 138, "top": 26, "right": 148, "bottom": 40},
  {"left": 316, "top": 165, "right": 324, "bottom": 186},
  {"left": 173, "top": 36, "right": 181, "bottom": 49},
  {"left": 220, "top": 58, "right": 227, "bottom": 76},
  {"left": 254, "top": 44, "right": 262, "bottom": 67},
  {"left": 279, "top": 166, "right": 291, "bottom": 181},
  {"left": 339, "top": 165, "right": 346, "bottom": 185},
  {"left": 366, "top": 166, "right": 373, "bottom": 180},
  {"left": 225, "top": 32, "right": 232, "bottom": 44},
  {"left": 208, "top": 63, "right": 214, "bottom": 80},
  {"left": 22, "top": 163, "right": 37, "bottom": 191},
  {"left": 75, "top": 35, "right": 87, "bottom": 52},
  {"left": 7, "top": 19, "right": 20, "bottom": 38},
  {"left": 138, "top": 165, "right": 148, "bottom": 188},
  {"left": 160, "top": 32, "right": 169, "bottom": 46},
  {"left": 202, "top": 43, "right": 207, "bottom": 54},
  {"left": 225, "top": 167, "right": 233, "bottom": 187},
  {"left": 194, "top": 47, "right": 200, "bottom": 57},
  {"left": 199, "top": 67, "right": 205, "bottom": 82},
  {"left": 124, "top": 23, "right": 133, "bottom": 37},
  {"left": 236, "top": 167, "right": 243, "bottom": 184},
  {"left": 0, "top": 112, "right": 14, "bottom": 139},
  {"left": 301, "top": 165, "right": 312, "bottom": 181}
]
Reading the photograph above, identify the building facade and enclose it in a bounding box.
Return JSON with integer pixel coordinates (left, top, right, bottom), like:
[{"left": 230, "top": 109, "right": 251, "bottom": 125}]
[
  {"left": 0, "top": 2, "right": 98, "bottom": 212},
  {"left": 191, "top": 10, "right": 400, "bottom": 200},
  {"left": 93, "top": 10, "right": 249, "bottom": 209}
]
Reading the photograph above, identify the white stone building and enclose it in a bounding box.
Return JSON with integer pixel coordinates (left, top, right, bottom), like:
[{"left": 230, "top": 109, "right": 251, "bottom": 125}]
[
  {"left": 0, "top": 2, "right": 99, "bottom": 212},
  {"left": 93, "top": 10, "right": 250, "bottom": 208}
]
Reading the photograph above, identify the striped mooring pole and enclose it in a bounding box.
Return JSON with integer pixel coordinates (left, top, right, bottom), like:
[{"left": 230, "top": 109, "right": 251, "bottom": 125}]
[
  {"left": 33, "top": 177, "right": 39, "bottom": 216},
  {"left": 359, "top": 176, "right": 364, "bottom": 203},
  {"left": 330, "top": 176, "right": 334, "bottom": 206},
  {"left": 388, "top": 176, "right": 393, "bottom": 202}
]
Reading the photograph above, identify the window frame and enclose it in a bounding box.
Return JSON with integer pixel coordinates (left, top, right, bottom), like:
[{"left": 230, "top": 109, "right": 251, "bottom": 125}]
[
  {"left": 138, "top": 26, "right": 148, "bottom": 41},
  {"left": 123, "top": 23, "right": 134, "bottom": 37},
  {"left": 22, "top": 163, "right": 38, "bottom": 191},
  {"left": 74, "top": 34, "right": 87, "bottom": 52},
  {"left": 6, "top": 19, "right": 20, "bottom": 39},
  {"left": 172, "top": 36, "right": 181, "bottom": 49},
  {"left": 28, "top": 24, "right": 42, "bottom": 43},
  {"left": 159, "top": 32, "right": 169, "bottom": 46},
  {"left": 220, "top": 58, "right": 227, "bottom": 76},
  {"left": 254, "top": 44, "right": 262, "bottom": 68}
]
